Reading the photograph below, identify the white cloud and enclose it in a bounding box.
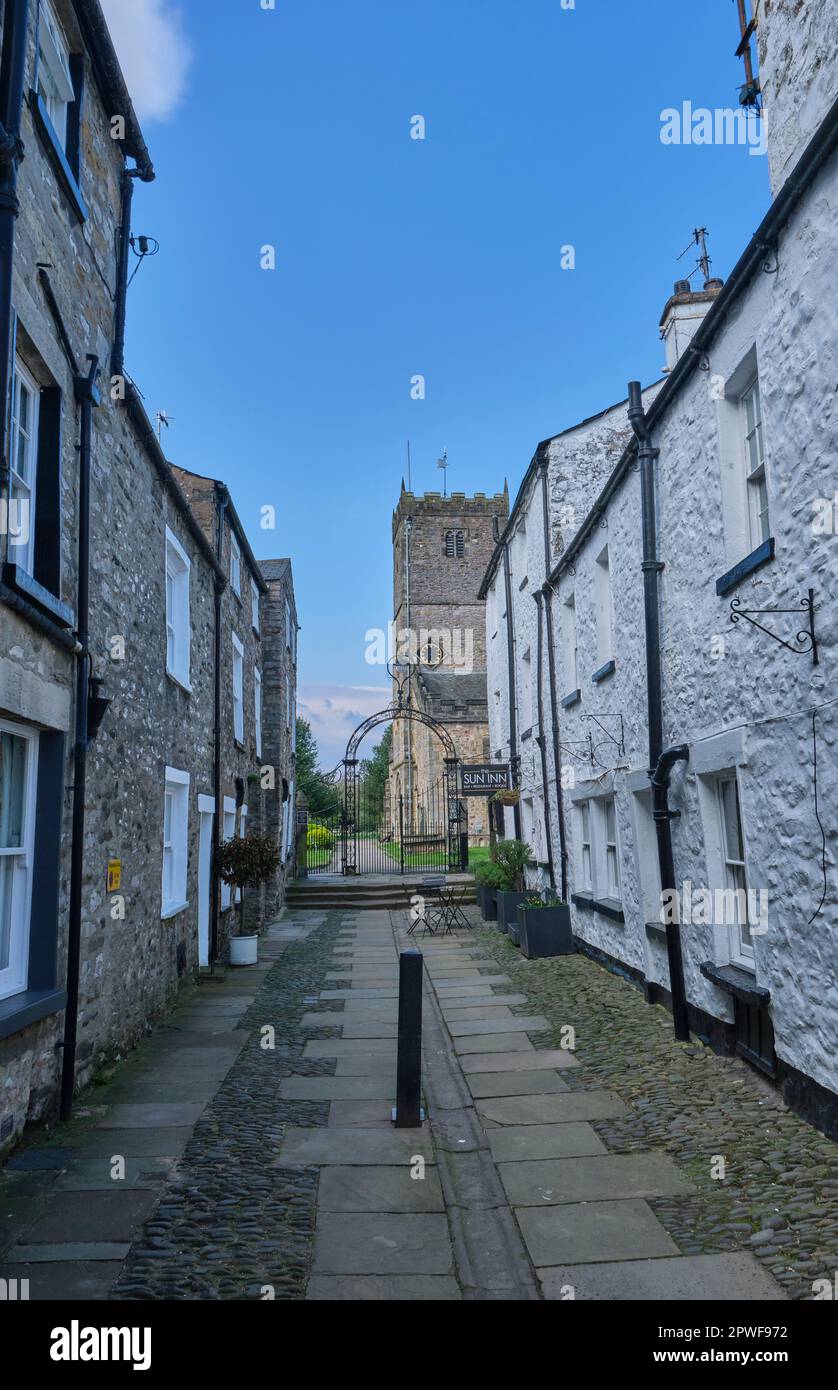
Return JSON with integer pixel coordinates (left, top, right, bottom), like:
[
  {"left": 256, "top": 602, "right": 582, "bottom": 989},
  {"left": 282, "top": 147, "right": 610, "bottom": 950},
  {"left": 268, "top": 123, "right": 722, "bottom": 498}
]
[
  {"left": 100, "top": 0, "right": 191, "bottom": 122},
  {"left": 298, "top": 684, "right": 391, "bottom": 769}
]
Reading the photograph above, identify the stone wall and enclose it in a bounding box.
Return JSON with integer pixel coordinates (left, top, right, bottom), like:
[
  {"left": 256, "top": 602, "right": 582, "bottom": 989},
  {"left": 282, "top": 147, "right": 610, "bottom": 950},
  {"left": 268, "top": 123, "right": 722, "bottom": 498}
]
[{"left": 756, "top": 0, "right": 838, "bottom": 196}]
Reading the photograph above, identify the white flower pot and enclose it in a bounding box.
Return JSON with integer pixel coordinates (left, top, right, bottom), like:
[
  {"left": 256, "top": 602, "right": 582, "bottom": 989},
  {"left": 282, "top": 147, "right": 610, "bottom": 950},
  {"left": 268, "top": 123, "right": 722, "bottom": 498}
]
[{"left": 229, "top": 934, "right": 258, "bottom": 966}]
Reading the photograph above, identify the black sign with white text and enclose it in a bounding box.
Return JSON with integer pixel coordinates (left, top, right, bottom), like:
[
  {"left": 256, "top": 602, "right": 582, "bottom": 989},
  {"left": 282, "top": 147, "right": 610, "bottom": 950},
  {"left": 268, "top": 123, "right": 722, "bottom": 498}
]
[{"left": 461, "top": 764, "right": 511, "bottom": 796}]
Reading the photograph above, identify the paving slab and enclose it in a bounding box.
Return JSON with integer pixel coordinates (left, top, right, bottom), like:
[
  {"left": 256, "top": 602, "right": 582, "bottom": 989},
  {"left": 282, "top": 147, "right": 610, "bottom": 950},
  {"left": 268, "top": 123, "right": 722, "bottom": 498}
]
[
  {"left": 460, "top": 1050, "right": 579, "bottom": 1074},
  {"left": 453, "top": 1034, "right": 535, "bottom": 1055},
  {"left": 312, "top": 1213, "right": 452, "bottom": 1275},
  {"left": 10, "top": 1243, "right": 131, "bottom": 1264},
  {"left": 487, "top": 1123, "right": 609, "bottom": 1163},
  {"left": 13, "top": 1191, "right": 157, "bottom": 1244},
  {"left": 320, "top": 988, "right": 398, "bottom": 1000},
  {"left": 499, "top": 1153, "right": 695, "bottom": 1206},
  {"left": 537, "top": 1252, "right": 789, "bottom": 1301},
  {"left": 278, "top": 1127, "right": 434, "bottom": 1166},
  {"left": 467, "top": 1070, "right": 570, "bottom": 1099},
  {"left": 436, "top": 994, "right": 528, "bottom": 1010},
  {"left": 517, "top": 1199, "right": 679, "bottom": 1266},
  {"left": 434, "top": 976, "right": 511, "bottom": 992},
  {"left": 328, "top": 1101, "right": 394, "bottom": 1127},
  {"left": 95, "top": 1103, "right": 206, "bottom": 1129},
  {"left": 442, "top": 1006, "right": 514, "bottom": 1022},
  {"left": 54, "top": 1156, "right": 175, "bottom": 1191},
  {"left": 317, "top": 1166, "right": 444, "bottom": 1213},
  {"left": 447, "top": 1015, "right": 550, "bottom": 1037},
  {"left": 279, "top": 1076, "right": 395, "bottom": 1101},
  {"left": 334, "top": 1057, "right": 395, "bottom": 1077},
  {"left": 306, "top": 1275, "right": 461, "bottom": 1301},
  {"left": 476, "top": 1091, "right": 626, "bottom": 1126},
  {"left": 0, "top": 1260, "right": 122, "bottom": 1299},
  {"left": 304, "top": 1039, "right": 395, "bottom": 1058},
  {"left": 71, "top": 1126, "right": 195, "bottom": 1158},
  {"left": 340, "top": 1021, "right": 398, "bottom": 1039}
]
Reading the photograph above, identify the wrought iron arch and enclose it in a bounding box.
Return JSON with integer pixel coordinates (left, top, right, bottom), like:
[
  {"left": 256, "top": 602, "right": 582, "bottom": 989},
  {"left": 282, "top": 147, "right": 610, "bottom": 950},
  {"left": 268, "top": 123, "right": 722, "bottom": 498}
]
[{"left": 341, "top": 704, "right": 463, "bottom": 876}]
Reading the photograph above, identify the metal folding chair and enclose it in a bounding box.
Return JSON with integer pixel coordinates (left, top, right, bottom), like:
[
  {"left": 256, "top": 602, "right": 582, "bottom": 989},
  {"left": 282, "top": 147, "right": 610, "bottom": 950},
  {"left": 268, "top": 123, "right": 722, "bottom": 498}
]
[{"left": 440, "top": 880, "right": 472, "bottom": 933}]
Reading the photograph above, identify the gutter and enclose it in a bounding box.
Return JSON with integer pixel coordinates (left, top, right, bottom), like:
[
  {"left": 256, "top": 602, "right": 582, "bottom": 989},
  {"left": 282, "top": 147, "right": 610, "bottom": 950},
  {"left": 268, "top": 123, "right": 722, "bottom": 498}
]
[
  {"left": 70, "top": 0, "right": 154, "bottom": 180},
  {"left": 549, "top": 86, "right": 838, "bottom": 589},
  {"left": 210, "top": 484, "right": 227, "bottom": 967}
]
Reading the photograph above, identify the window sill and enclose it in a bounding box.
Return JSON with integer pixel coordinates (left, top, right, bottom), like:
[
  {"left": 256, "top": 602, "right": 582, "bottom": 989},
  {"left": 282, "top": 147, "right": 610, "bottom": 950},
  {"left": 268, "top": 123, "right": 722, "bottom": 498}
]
[
  {"left": 521, "top": 727, "right": 533, "bottom": 742},
  {"left": 591, "top": 659, "right": 616, "bottom": 685},
  {"left": 716, "top": 538, "right": 775, "bottom": 597},
  {"left": 518, "top": 576, "right": 529, "bottom": 591},
  {"left": 161, "top": 900, "right": 188, "bottom": 921},
  {"left": 29, "top": 91, "right": 88, "bottom": 223},
  {"left": 700, "top": 959, "right": 769, "bottom": 1005},
  {"left": 2, "top": 562, "right": 74, "bottom": 628},
  {"left": 234, "top": 738, "right": 246, "bottom": 752},
  {"left": 166, "top": 669, "right": 192, "bottom": 695},
  {"left": 645, "top": 921, "right": 668, "bottom": 945},
  {"left": 0, "top": 987, "right": 67, "bottom": 1041},
  {"left": 572, "top": 891, "right": 625, "bottom": 924},
  {"left": 561, "top": 689, "right": 581, "bottom": 709},
  {"left": 252, "top": 626, "right": 261, "bottom": 640}
]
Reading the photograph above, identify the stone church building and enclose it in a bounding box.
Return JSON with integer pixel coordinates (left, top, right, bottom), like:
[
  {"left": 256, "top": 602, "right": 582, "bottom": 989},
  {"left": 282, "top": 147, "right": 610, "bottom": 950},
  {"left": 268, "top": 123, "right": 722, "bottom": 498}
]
[{"left": 388, "top": 484, "right": 509, "bottom": 847}]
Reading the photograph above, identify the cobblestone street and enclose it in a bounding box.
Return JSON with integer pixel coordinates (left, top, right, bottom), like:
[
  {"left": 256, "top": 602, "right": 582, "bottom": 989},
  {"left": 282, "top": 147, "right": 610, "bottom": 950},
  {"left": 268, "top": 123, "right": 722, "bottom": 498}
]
[{"left": 2, "top": 904, "right": 835, "bottom": 1301}]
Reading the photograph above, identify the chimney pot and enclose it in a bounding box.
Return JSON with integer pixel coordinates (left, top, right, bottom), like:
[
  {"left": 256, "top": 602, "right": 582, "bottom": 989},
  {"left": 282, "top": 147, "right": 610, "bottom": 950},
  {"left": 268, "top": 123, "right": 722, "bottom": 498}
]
[{"left": 674, "top": 279, "right": 691, "bottom": 294}]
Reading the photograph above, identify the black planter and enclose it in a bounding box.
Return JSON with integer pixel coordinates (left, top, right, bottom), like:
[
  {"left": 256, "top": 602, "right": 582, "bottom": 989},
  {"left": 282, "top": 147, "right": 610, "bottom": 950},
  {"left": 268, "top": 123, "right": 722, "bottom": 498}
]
[
  {"left": 496, "top": 890, "right": 528, "bottom": 935},
  {"left": 474, "top": 883, "right": 485, "bottom": 915},
  {"left": 517, "top": 903, "right": 574, "bottom": 959},
  {"left": 482, "top": 887, "right": 498, "bottom": 922}
]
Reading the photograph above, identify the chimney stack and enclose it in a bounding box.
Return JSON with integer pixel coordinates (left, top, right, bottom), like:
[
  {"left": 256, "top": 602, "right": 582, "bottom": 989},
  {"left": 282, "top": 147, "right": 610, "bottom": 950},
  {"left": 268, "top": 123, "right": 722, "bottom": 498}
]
[{"left": 659, "top": 277, "right": 724, "bottom": 372}]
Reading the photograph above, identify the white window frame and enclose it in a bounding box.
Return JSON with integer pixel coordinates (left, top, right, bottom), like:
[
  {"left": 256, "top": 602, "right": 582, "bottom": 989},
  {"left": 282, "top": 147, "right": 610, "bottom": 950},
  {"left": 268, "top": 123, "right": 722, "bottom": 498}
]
[
  {"left": 37, "top": 0, "right": 74, "bottom": 151},
  {"left": 165, "top": 527, "right": 191, "bottom": 690},
  {"left": 603, "top": 796, "right": 621, "bottom": 901},
  {"left": 740, "top": 376, "right": 770, "bottom": 550},
  {"left": 232, "top": 632, "right": 244, "bottom": 743},
  {"left": 9, "top": 359, "right": 40, "bottom": 576},
  {"left": 578, "top": 801, "right": 593, "bottom": 893},
  {"left": 285, "top": 598, "right": 292, "bottom": 650},
  {"left": 230, "top": 531, "right": 241, "bottom": 597},
  {"left": 254, "top": 667, "right": 263, "bottom": 758},
  {"left": 562, "top": 592, "right": 578, "bottom": 695},
  {"left": 717, "top": 772, "right": 754, "bottom": 969},
  {"left": 0, "top": 720, "right": 39, "bottom": 1000},
  {"left": 221, "top": 796, "right": 236, "bottom": 911},
  {"left": 161, "top": 767, "right": 189, "bottom": 919},
  {"left": 282, "top": 782, "right": 296, "bottom": 861},
  {"left": 251, "top": 577, "right": 260, "bottom": 633}
]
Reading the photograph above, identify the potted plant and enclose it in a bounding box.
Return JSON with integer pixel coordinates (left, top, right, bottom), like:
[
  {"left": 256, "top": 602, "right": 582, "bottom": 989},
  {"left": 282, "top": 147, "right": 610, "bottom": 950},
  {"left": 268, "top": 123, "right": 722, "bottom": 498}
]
[
  {"left": 491, "top": 788, "right": 520, "bottom": 807},
  {"left": 491, "top": 839, "right": 532, "bottom": 938},
  {"left": 217, "top": 832, "right": 281, "bottom": 966},
  {"left": 474, "top": 861, "right": 504, "bottom": 921},
  {"left": 517, "top": 894, "right": 574, "bottom": 959}
]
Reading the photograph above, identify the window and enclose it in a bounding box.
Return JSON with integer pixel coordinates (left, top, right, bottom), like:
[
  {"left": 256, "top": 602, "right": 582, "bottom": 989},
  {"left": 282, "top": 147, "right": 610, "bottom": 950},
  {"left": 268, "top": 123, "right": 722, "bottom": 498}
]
[
  {"left": 286, "top": 672, "right": 292, "bottom": 730},
  {"left": 232, "top": 633, "right": 244, "bottom": 742},
  {"left": 604, "top": 797, "right": 621, "bottom": 900},
  {"left": 285, "top": 598, "right": 292, "bottom": 650},
  {"left": 740, "top": 377, "right": 769, "bottom": 548},
  {"left": 0, "top": 724, "right": 38, "bottom": 1000},
  {"left": 230, "top": 532, "right": 241, "bottom": 597},
  {"left": 251, "top": 578, "right": 260, "bottom": 633},
  {"left": 9, "top": 360, "right": 40, "bottom": 576},
  {"left": 165, "top": 528, "right": 191, "bottom": 689},
  {"left": 221, "top": 797, "right": 236, "bottom": 910},
  {"left": 236, "top": 804, "right": 248, "bottom": 903},
  {"left": 594, "top": 545, "right": 614, "bottom": 668},
  {"left": 562, "top": 593, "right": 578, "bottom": 694},
  {"left": 718, "top": 774, "right": 753, "bottom": 968},
  {"left": 254, "top": 668, "right": 263, "bottom": 758},
  {"left": 161, "top": 768, "right": 189, "bottom": 918},
  {"left": 444, "top": 530, "right": 465, "bottom": 558},
  {"left": 579, "top": 802, "right": 593, "bottom": 892},
  {"left": 36, "top": 0, "right": 74, "bottom": 152}
]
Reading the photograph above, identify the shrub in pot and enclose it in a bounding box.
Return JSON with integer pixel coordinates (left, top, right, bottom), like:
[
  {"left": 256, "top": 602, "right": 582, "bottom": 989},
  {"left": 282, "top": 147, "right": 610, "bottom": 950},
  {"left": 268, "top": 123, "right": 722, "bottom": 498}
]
[
  {"left": 474, "top": 861, "right": 505, "bottom": 922},
  {"left": 517, "top": 895, "right": 573, "bottom": 959},
  {"left": 490, "top": 839, "right": 532, "bottom": 936},
  {"left": 217, "top": 832, "right": 281, "bottom": 965}
]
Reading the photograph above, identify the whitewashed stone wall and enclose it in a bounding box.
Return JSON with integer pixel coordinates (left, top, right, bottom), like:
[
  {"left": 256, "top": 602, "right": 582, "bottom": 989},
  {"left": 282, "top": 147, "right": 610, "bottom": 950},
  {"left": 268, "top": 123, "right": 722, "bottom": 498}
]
[{"left": 756, "top": 0, "right": 838, "bottom": 196}]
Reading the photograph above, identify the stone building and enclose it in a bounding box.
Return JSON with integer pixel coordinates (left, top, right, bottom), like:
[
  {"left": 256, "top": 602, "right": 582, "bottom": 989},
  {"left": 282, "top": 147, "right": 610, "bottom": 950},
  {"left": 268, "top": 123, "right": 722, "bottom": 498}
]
[
  {"left": 484, "top": 4, "right": 838, "bottom": 1137},
  {"left": 0, "top": 0, "right": 297, "bottom": 1154},
  {"left": 389, "top": 485, "right": 508, "bottom": 848}
]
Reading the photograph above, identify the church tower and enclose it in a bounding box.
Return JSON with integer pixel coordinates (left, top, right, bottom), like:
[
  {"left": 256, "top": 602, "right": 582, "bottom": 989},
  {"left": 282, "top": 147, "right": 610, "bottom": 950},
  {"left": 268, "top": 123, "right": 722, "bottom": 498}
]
[{"left": 389, "top": 483, "right": 509, "bottom": 846}]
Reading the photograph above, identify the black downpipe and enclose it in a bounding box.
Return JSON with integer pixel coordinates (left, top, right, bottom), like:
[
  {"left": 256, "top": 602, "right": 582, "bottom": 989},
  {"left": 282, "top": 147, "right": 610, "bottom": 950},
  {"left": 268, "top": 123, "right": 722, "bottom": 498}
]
[
  {"left": 652, "top": 744, "right": 691, "bottom": 1042},
  {"left": 60, "top": 355, "right": 101, "bottom": 1121},
  {"left": 542, "top": 584, "right": 569, "bottom": 902},
  {"left": 0, "top": 0, "right": 29, "bottom": 487},
  {"left": 495, "top": 515, "right": 521, "bottom": 840},
  {"left": 211, "top": 486, "right": 228, "bottom": 966},
  {"left": 628, "top": 381, "right": 690, "bottom": 1043},
  {"left": 111, "top": 166, "right": 136, "bottom": 379},
  {"left": 533, "top": 592, "right": 556, "bottom": 891}
]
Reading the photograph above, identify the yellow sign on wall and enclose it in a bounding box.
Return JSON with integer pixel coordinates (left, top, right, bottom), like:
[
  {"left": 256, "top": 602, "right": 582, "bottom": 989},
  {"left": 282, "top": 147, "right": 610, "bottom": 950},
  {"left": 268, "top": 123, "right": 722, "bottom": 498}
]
[{"left": 107, "top": 860, "right": 122, "bottom": 893}]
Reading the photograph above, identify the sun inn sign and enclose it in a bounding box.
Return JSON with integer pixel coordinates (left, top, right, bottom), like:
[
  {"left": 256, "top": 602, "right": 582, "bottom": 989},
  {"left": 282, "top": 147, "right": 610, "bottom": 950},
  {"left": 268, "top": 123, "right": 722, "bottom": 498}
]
[{"left": 461, "top": 764, "right": 512, "bottom": 796}]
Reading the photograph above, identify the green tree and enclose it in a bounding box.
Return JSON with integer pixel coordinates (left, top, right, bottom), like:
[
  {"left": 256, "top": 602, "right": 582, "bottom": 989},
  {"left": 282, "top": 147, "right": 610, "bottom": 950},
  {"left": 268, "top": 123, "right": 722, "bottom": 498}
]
[
  {"left": 295, "top": 717, "right": 341, "bottom": 818},
  {"left": 360, "top": 726, "right": 392, "bottom": 819}
]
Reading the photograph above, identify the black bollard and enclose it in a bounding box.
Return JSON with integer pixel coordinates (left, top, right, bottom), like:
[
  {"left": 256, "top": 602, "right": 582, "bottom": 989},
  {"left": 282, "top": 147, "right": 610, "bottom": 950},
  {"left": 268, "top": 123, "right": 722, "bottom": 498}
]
[{"left": 394, "top": 948, "right": 423, "bottom": 1127}]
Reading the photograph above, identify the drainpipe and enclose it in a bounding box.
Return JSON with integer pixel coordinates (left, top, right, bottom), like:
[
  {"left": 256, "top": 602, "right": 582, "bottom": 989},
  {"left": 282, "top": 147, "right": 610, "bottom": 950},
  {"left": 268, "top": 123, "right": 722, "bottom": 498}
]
[
  {"left": 60, "top": 354, "right": 101, "bottom": 1121},
  {"left": 652, "top": 744, "right": 691, "bottom": 1042},
  {"left": 628, "top": 381, "right": 690, "bottom": 1042},
  {"left": 533, "top": 592, "right": 555, "bottom": 891},
  {"left": 211, "top": 484, "right": 228, "bottom": 966},
  {"left": 0, "top": 0, "right": 29, "bottom": 499},
  {"left": 403, "top": 516, "right": 413, "bottom": 830},
  {"left": 539, "top": 460, "right": 569, "bottom": 900},
  {"left": 495, "top": 515, "right": 522, "bottom": 840},
  {"left": 111, "top": 166, "right": 136, "bottom": 379}
]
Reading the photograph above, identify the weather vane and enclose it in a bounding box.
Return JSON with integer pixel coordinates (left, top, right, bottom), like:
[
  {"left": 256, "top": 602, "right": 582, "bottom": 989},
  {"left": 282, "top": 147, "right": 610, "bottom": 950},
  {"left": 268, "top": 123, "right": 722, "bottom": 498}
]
[{"left": 436, "top": 448, "right": 449, "bottom": 497}]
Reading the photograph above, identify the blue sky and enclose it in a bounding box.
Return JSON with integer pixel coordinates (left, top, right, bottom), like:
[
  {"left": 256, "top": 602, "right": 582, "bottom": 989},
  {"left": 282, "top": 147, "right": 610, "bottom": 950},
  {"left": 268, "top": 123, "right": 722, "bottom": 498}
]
[{"left": 110, "top": 0, "right": 771, "bottom": 766}]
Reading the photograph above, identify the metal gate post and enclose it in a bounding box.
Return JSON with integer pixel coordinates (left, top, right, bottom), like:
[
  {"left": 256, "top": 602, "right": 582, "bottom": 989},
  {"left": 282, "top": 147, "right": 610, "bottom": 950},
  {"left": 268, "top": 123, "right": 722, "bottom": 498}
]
[{"left": 398, "top": 792, "right": 405, "bottom": 875}]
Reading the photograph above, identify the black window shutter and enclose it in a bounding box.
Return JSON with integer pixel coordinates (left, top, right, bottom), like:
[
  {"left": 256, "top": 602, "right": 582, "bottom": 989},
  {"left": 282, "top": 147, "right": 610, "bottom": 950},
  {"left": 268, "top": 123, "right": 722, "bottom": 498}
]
[
  {"left": 33, "top": 385, "right": 62, "bottom": 596},
  {"left": 67, "top": 54, "right": 85, "bottom": 183}
]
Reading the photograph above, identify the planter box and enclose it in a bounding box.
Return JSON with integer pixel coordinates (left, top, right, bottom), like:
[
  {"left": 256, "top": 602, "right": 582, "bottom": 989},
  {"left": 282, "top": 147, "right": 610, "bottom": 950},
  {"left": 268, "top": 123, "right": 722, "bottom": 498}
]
[
  {"left": 474, "top": 883, "right": 486, "bottom": 916},
  {"left": 229, "top": 934, "right": 258, "bottom": 966},
  {"left": 517, "top": 903, "right": 574, "bottom": 959},
  {"left": 496, "top": 890, "right": 528, "bottom": 935},
  {"left": 481, "top": 887, "right": 498, "bottom": 922}
]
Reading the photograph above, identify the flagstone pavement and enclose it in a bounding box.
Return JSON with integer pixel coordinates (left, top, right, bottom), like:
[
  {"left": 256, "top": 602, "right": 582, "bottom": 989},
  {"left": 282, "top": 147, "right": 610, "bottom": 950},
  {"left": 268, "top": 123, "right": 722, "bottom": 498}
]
[{"left": 2, "top": 904, "right": 830, "bottom": 1300}]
